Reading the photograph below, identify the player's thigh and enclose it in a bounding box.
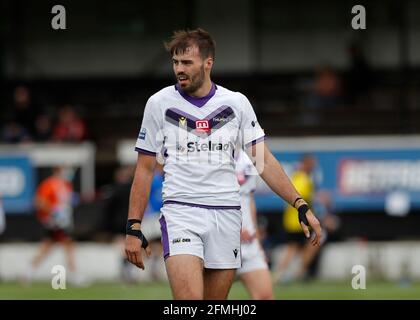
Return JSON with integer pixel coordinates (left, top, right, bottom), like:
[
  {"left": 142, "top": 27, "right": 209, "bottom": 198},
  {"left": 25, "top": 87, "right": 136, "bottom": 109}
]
[
  {"left": 240, "top": 269, "right": 274, "bottom": 300},
  {"left": 165, "top": 254, "right": 204, "bottom": 300},
  {"left": 203, "top": 268, "right": 236, "bottom": 300}
]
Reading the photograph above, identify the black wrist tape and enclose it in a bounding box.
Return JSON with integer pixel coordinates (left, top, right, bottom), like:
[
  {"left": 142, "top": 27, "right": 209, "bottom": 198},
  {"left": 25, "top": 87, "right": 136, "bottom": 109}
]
[
  {"left": 126, "top": 219, "right": 149, "bottom": 249},
  {"left": 297, "top": 204, "right": 309, "bottom": 227}
]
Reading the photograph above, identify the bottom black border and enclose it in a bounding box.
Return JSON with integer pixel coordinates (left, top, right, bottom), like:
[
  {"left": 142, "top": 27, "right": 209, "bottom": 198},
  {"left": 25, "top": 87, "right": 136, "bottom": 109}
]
[{"left": 2, "top": 300, "right": 420, "bottom": 319}]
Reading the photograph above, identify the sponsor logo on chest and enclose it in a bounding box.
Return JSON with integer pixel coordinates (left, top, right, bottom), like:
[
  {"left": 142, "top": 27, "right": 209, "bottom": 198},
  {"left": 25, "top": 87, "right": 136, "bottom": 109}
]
[{"left": 195, "top": 120, "right": 210, "bottom": 132}]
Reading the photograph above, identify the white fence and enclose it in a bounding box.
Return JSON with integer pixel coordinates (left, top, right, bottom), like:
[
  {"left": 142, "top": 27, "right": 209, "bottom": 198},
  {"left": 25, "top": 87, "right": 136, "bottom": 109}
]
[{"left": 1, "top": 241, "right": 420, "bottom": 282}]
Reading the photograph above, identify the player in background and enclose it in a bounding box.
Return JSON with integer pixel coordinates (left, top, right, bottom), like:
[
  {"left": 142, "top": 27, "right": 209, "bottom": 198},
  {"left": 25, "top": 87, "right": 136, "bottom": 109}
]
[
  {"left": 125, "top": 28, "right": 322, "bottom": 300},
  {"left": 273, "top": 154, "right": 333, "bottom": 283},
  {"left": 235, "top": 150, "right": 274, "bottom": 299},
  {"left": 26, "top": 166, "right": 83, "bottom": 285},
  {"left": 140, "top": 164, "right": 166, "bottom": 281}
]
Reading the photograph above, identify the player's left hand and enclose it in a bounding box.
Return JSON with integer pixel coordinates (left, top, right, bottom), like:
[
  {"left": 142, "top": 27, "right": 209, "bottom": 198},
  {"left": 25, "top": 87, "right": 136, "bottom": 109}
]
[
  {"left": 301, "top": 209, "right": 322, "bottom": 246},
  {"left": 296, "top": 201, "right": 322, "bottom": 246}
]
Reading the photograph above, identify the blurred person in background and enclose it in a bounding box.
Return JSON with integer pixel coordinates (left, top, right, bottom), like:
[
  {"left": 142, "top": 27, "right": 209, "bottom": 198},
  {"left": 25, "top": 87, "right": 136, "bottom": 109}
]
[
  {"left": 273, "top": 154, "right": 330, "bottom": 283},
  {"left": 33, "top": 114, "right": 53, "bottom": 142},
  {"left": 1, "top": 119, "right": 31, "bottom": 143},
  {"left": 235, "top": 149, "right": 274, "bottom": 299},
  {"left": 26, "top": 166, "right": 83, "bottom": 285},
  {"left": 53, "top": 105, "right": 87, "bottom": 142},
  {"left": 12, "top": 85, "right": 40, "bottom": 138},
  {"left": 306, "top": 65, "right": 342, "bottom": 109}
]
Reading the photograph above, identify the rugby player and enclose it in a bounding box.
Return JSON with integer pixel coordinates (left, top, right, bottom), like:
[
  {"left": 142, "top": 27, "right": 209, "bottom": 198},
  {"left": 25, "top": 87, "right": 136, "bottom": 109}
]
[{"left": 125, "top": 28, "right": 322, "bottom": 300}]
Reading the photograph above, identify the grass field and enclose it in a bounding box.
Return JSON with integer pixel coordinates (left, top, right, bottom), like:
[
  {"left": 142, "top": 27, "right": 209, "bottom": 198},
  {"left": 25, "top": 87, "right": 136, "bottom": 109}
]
[{"left": 1, "top": 280, "right": 419, "bottom": 300}]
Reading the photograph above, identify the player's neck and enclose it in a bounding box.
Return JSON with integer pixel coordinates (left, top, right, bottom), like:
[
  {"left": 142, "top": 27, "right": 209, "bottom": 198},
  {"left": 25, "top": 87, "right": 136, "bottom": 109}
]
[{"left": 188, "top": 78, "right": 213, "bottom": 98}]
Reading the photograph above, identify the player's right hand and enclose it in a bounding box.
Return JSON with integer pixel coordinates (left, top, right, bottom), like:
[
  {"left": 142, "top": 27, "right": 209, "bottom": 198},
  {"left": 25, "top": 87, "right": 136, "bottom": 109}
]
[{"left": 125, "top": 235, "right": 151, "bottom": 270}]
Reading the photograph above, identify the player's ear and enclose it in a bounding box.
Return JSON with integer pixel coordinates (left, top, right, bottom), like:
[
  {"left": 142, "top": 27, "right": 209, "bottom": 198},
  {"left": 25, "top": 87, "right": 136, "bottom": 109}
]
[{"left": 205, "top": 57, "right": 213, "bottom": 70}]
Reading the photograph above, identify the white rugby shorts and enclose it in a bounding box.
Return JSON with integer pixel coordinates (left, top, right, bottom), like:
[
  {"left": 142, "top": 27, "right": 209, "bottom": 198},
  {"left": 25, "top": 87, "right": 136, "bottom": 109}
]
[{"left": 159, "top": 202, "right": 242, "bottom": 269}]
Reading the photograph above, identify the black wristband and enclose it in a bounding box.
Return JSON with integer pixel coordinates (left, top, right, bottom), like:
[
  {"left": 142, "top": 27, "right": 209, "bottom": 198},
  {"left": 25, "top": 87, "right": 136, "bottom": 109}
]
[
  {"left": 126, "top": 219, "right": 149, "bottom": 249},
  {"left": 127, "top": 219, "right": 142, "bottom": 226},
  {"left": 297, "top": 204, "right": 309, "bottom": 227},
  {"left": 293, "top": 197, "right": 303, "bottom": 208}
]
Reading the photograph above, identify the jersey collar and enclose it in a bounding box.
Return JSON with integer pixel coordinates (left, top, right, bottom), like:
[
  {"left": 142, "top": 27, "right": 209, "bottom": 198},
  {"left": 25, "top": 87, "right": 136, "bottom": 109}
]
[{"left": 174, "top": 82, "right": 217, "bottom": 108}]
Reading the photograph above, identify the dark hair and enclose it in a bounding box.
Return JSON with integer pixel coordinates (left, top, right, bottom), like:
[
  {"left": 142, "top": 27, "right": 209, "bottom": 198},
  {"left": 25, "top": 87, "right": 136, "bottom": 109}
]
[{"left": 164, "top": 28, "right": 216, "bottom": 60}]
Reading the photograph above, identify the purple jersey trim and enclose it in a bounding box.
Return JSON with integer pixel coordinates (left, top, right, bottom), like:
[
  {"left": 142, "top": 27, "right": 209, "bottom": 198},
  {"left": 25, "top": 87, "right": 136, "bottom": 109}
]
[
  {"left": 175, "top": 83, "right": 217, "bottom": 108},
  {"left": 245, "top": 136, "right": 266, "bottom": 148},
  {"left": 135, "top": 147, "right": 157, "bottom": 156},
  {"left": 159, "top": 215, "right": 170, "bottom": 260},
  {"left": 163, "top": 200, "right": 240, "bottom": 210}
]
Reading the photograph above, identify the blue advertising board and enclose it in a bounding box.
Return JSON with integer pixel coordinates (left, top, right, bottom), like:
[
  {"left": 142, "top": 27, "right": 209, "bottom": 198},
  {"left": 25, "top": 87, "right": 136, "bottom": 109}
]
[
  {"left": 255, "top": 147, "right": 420, "bottom": 213},
  {"left": 0, "top": 156, "right": 35, "bottom": 214}
]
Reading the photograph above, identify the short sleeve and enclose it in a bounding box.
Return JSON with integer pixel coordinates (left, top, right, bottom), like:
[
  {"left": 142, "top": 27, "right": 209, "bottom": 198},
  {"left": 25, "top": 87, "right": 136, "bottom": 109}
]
[
  {"left": 135, "top": 96, "right": 163, "bottom": 156},
  {"left": 239, "top": 93, "right": 265, "bottom": 149}
]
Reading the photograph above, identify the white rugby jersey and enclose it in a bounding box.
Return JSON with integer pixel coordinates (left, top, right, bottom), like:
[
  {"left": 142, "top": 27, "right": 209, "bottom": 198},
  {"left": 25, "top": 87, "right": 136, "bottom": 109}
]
[
  {"left": 235, "top": 149, "right": 258, "bottom": 234},
  {"left": 135, "top": 83, "right": 265, "bottom": 208}
]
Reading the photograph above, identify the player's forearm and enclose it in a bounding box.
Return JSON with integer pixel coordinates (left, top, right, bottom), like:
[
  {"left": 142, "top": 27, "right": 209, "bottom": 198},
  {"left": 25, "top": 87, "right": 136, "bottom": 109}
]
[
  {"left": 259, "top": 145, "right": 301, "bottom": 206},
  {"left": 127, "top": 176, "right": 152, "bottom": 221},
  {"left": 127, "top": 157, "right": 156, "bottom": 222}
]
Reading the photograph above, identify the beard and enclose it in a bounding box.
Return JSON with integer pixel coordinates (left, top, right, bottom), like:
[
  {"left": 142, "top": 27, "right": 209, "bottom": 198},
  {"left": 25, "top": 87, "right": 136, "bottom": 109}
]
[{"left": 178, "top": 65, "right": 205, "bottom": 94}]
